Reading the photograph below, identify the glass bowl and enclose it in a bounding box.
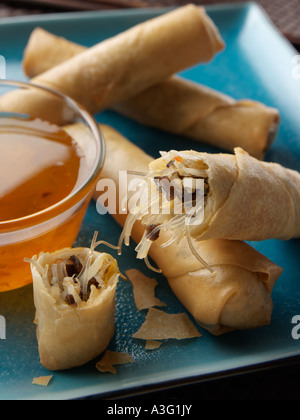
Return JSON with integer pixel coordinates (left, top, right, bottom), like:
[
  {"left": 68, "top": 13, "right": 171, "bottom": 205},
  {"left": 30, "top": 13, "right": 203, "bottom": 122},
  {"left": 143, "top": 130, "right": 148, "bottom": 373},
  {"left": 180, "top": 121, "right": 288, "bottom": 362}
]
[{"left": 0, "top": 80, "right": 105, "bottom": 292}]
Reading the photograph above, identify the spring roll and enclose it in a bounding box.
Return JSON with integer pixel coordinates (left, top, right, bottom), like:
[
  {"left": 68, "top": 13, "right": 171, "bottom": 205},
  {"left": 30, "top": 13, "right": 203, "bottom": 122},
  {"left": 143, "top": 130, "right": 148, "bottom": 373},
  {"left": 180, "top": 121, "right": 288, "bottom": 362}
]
[
  {"left": 0, "top": 5, "right": 224, "bottom": 123},
  {"left": 126, "top": 148, "right": 300, "bottom": 247},
  {"left": 26, "top": 239, "right": 120, "bottom": 371},
  {"left": 22, "top": 27, "right": 279, "bottom": 159},
  {"left": 66, "top": 123, "right": 283, "bottom": 335},
  {"left": 113, "top": 80, "right": 279, "bottom": 159}
]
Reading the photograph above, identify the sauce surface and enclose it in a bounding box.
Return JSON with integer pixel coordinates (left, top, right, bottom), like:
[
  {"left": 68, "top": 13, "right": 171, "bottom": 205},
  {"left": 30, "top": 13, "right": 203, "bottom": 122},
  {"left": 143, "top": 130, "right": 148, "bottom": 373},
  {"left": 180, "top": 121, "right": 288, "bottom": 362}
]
[{"left": 0, "top": 117, "right": 86, "bottom": 222}]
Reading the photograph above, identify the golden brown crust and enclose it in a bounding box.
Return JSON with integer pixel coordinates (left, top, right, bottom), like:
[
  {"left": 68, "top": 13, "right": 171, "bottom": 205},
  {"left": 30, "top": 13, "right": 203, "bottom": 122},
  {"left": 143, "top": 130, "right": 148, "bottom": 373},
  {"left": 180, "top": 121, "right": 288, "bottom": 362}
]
[
  {"left": 113, "top": 81, "right": 279, "bottom": 159},
  {"left": 147, "top": 148, "right": 300, "bottom": 241},
  {"left": 23, "top": 27, "right": 85, "bottom": 78},
  {"left": 89, "top": 124, "right": 283, "bottom": 335},
  {"left": 202, "top": 148, "right": 300, "bottom": 241},
  {"left": 22, "top": 5, "right": 224, "bottom": 115},
  {"left": 22, "top": 27, "right": 278, "bottom": 158}
]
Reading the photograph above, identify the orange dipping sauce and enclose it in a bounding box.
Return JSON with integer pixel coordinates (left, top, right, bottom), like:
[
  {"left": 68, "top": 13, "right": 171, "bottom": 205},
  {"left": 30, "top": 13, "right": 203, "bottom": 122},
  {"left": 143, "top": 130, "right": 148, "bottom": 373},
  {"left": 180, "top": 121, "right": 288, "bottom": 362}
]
[{"left": 0, "top": 117, "right": 92, "bottom": 292}]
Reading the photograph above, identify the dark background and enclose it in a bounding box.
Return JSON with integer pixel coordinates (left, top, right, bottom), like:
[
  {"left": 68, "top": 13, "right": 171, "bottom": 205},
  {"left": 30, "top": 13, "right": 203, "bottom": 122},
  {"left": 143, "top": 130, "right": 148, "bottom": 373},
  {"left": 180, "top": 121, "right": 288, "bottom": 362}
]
[
  {"left": 0, "top": 0, "right": 299, "bottom": 48},
  {"left": 0, "top": 0, "right": 299, "bottom": 401}
]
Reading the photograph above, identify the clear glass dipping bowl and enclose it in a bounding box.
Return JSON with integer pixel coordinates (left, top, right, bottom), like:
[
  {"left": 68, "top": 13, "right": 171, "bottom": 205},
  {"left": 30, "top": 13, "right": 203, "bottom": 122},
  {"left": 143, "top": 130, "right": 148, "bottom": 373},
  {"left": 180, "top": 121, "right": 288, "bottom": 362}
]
[{"left": 0, "top": 80, "right": 105, "bottom": 292}]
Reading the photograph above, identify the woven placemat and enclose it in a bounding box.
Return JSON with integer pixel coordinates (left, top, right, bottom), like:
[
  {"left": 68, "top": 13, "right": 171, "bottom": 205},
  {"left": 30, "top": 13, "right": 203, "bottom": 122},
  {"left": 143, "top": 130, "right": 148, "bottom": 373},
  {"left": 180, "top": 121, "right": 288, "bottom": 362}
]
[
  {"left": 145, "top": 0, "right": 300, "bottom": 45},
  {"left": 199, "top": 0, "right": 300, "bottom": 46},
  {"left": 0, "top": 0, "right": 299, "bottom": 46}
]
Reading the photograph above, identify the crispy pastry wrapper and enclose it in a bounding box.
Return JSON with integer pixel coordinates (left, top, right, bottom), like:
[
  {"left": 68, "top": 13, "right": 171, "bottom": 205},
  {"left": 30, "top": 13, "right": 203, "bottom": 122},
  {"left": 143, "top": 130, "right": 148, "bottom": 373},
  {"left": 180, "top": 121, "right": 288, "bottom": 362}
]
[
  {"left": 96, "top": 350, "right": 134, "bottom": 374},
  {"left": 132, "top": 308, "right": 201, "bottom": 340},
  {"left": 68, "top": 123, "right": 283, "bottom": 335},
  {"left": 113, "top": 80, "right": 279, "bottom": 160},
  {"left": 22, "top": 27, "right": 278, "bottom": 158},
  {"left": 29, "top": 247, "right": 120, "bottom": 371},
  {"left": 126, "top": 269, "right": 167, "bottom": 311},
  {"left": 146, "top": 149, "right": 300, "bottom": 242},
  {"left": 0, "top": 5, "right": 224, "bottom": 124},
  {"left": 161, "top": 239, "right": 282, "bottom": 335},
  {"left": 32, "top": 376, "right": 53, "bottom": 387}
]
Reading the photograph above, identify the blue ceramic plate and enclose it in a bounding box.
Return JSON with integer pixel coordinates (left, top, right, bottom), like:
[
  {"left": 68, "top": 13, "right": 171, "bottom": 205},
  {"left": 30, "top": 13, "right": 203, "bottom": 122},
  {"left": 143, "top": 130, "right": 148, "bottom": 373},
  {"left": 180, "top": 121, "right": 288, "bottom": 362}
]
[{"left": 0, "top": 2, "right": 300, "bottom": 401}]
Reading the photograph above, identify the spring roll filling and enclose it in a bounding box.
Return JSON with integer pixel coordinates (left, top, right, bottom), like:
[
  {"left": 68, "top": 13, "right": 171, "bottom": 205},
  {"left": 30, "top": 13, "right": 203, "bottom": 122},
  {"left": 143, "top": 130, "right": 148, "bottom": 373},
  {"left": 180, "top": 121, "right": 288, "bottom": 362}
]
[
  {"left": 26, "top": 234, "right": 120, "bottom": 305},
  {"left": 37, "top": 253, "right": 118, "bottom": 305},
  {"left": 119, "top": 151, "right": 212, "bottom": 271}
]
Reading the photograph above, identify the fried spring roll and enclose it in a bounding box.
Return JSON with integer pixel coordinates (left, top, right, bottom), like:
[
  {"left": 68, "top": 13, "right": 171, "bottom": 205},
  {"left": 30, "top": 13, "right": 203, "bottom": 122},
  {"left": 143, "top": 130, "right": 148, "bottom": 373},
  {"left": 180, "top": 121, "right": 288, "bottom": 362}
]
[
  {"left": 113, "top": 80, "right": 279, "bottom": 159},
  {"left": 128, "top": 148, "right": 300, "bottom": 246},
  {"left": 22, "top": 27, "right": 279, "bottom": 159},
  {"left": 66, "top": 123, "right": 283, "bottom": 335},
  {"left": 27, "top": 243, "right": 120, "bottom": 371},
  {"left": 0, "top": 5, "right": 224, "bottom": 122}
]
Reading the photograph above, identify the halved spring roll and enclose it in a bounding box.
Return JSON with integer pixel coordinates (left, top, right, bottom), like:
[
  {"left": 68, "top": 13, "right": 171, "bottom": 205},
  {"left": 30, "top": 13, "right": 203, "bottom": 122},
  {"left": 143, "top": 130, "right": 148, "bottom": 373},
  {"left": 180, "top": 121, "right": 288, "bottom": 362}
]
[
  {"left": 26, "top": 236, "right": 121, "bottom": 371},
  {"left": 66, "top": 123, "right": 283, "bottom": 335},
  {"left": 121, "top": 148, "right": 300, "bottom": 258},
  {"left": 22, "top": 27, "right": 279, "bottom": 159},
  {"left": 0, "top": 5, "right": 224, "bottom": 124}
]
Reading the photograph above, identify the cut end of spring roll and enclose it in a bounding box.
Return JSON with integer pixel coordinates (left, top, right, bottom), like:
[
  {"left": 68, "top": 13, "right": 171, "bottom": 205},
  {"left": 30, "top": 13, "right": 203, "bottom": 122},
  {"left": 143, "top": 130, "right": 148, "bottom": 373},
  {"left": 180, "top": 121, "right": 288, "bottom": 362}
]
[
  {"left": 27, "top": 237, "right": 121, "bottom": 371},
  {"left": 119, "top": 148, "right": 219, "bottom": 265},
  {"left": 120, "top": 148, "right": 300, "bottom": 262},
  {"left": 23, "top": 6, "right": 224, "bottom": 80}
]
